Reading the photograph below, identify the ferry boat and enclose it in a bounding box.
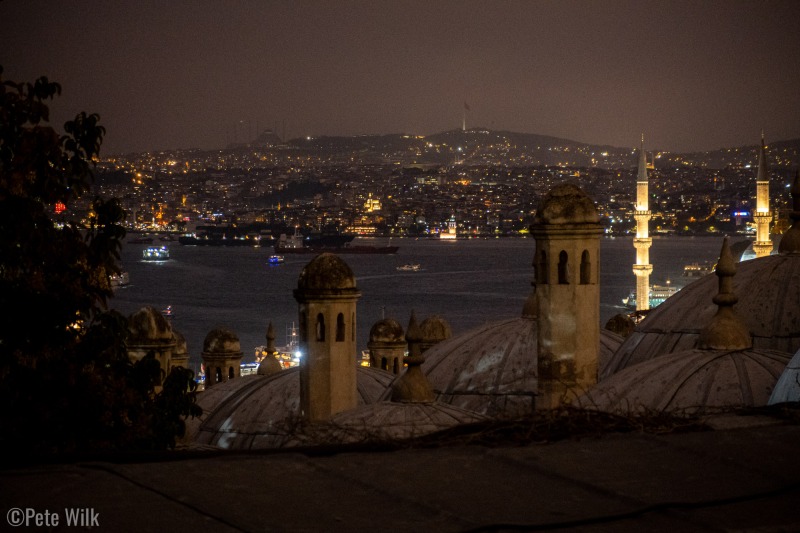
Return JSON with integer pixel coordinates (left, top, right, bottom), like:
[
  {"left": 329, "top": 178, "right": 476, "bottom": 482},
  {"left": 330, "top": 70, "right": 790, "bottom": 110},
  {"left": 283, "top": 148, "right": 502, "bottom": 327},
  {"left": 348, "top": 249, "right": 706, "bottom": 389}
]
[
  {"left": 622, "top": 282, "right": 680, "bottom": 309},
  {"left": 396, "top": 263, "right": 421, "bottom": 272},
  {"left": 268, "top": 255, "right": 285, "bottom": 265},
  {"left": 142, "top": 245, "right": 169, "bottom": 261},
  {"left": 683, "top": 262, "right": 714, "bottom": 279}
]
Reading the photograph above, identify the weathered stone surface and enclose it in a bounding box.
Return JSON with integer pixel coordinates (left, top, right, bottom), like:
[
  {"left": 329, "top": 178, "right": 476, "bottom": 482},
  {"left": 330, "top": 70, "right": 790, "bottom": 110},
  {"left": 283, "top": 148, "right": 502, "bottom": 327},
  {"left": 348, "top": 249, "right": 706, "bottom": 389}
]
[
  {"left": 297, "top": 252, "right": 356, "bottom": 291},
  {"left": 533, "top": 182, "right": 600, "bottom": 225},
  {"left": 202, "top": 327, "right": 241, "bottom": 355}
]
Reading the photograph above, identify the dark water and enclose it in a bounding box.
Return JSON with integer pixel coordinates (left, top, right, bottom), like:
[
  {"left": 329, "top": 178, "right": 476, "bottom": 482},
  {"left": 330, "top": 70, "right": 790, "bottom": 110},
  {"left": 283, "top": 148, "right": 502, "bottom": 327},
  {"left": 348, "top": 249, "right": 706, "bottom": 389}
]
[{"left": 111, "top": 236, "right": 727, "bottom": 365}]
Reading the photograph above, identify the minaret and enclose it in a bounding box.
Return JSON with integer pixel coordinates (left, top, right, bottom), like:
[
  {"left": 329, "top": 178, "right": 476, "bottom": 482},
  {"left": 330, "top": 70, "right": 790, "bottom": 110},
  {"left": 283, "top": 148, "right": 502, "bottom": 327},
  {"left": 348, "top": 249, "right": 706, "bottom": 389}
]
[
  {"left": 753, "top": 131, "right": 773, "bottom": 258},
  {"left": 632, "top": 135, "right": 653, "bottom": 311}
]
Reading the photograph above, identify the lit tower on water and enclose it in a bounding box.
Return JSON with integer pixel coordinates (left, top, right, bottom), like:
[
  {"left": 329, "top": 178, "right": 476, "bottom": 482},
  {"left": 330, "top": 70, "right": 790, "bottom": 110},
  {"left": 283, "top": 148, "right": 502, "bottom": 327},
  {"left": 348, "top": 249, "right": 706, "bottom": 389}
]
[
  {"left": 753, "top": 132, "right": 773, "bottom": 258},
  {"left": 632, "top": 135, "right": 653, "bottom": 311}
]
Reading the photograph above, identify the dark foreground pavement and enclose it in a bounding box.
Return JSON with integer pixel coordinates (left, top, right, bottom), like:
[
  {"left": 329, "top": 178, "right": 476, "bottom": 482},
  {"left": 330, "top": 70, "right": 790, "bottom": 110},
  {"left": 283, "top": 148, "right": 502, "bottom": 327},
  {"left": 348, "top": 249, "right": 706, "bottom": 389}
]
[{"left": 2, "top": 419, "right": 799, "bottom": 532}]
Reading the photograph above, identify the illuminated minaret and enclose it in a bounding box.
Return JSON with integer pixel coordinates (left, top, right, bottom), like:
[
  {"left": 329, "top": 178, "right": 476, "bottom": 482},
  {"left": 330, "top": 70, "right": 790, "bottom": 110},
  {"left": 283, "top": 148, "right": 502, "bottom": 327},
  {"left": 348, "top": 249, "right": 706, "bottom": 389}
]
[
  {"left": 632, "top": 135, "right": 653, "bottom": 311},
  {"left": 753, "top": 131, "right": 773, "bottom": 258}
]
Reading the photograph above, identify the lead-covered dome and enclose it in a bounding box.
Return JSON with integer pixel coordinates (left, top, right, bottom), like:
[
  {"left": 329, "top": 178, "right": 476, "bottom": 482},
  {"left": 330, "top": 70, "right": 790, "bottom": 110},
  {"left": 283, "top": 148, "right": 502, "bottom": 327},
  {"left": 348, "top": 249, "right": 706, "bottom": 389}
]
[
  {"left": 584, "top": 348, "right": 790, "bottom": 414},
  {"left": 297, "top": 253, "right": 356, "bottom": 290},
  {"left": 533, "top": 183, "right": 599, "bottom": 225},
  {"left": 421, "top": 315, "right": 622, "bottom": 418},
  {"left": 604, "top": 253, "right": 800, "bottom": 379},
  {"left": 128, "top": 306, "right": 173, "bottom": 343},
  {"left": 369, "top": 318, "right": 405, "bottom": 343},
  {"left": 202, "top": 327, "right": 241, "bottom": 355},
  {"left": 187, "top": 366, "right": 394, "bottom": 449}
]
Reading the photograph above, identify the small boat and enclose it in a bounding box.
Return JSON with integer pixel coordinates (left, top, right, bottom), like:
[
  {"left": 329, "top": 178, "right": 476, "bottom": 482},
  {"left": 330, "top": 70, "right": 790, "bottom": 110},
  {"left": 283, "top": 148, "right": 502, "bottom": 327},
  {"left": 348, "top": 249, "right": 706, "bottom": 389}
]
[
  {"left": 142, "top": 246, "right": 169, "bottom": 261},
  {"left": 110, "top": 270, "right": 130, "bottom": 287},
  {"left": 396, "top": 263, "right": 421, "bottom": 272},
  {"left": 162, "top": 305, "right": 174, "bottom": 318},
  {"left": 268, "top": 255, "right": 285, "bottom": 265}
]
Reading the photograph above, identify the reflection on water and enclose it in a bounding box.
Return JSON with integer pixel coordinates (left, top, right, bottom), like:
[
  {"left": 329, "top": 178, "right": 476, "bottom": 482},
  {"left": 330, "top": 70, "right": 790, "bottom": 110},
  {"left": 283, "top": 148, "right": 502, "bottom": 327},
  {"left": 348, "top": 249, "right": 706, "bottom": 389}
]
[{"left": 112, "top": 236, "right": 728, "bottom": 364}]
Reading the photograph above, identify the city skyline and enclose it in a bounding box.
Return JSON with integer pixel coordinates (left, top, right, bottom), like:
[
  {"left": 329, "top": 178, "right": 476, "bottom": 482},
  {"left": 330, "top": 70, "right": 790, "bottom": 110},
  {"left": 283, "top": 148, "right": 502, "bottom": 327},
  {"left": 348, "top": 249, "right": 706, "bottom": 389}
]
[{"left": 2, "top": 1, "right": 800, "bottom": 155}]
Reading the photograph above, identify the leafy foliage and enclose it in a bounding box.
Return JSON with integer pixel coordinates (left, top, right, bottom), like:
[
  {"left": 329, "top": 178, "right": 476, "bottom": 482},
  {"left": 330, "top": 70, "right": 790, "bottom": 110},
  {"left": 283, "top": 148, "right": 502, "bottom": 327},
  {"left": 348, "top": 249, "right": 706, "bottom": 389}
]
[{"left": 0, "top": 66, "right": 200, "bottom": 455}]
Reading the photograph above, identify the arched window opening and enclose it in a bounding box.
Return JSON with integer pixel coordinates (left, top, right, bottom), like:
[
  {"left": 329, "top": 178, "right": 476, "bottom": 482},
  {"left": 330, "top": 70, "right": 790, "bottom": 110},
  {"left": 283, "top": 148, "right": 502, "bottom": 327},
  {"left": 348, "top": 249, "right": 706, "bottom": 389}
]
[
  {"left": 381, "top": 357, "right": 388, "bottom": 371},
  {"left": 336, "top": 313, "right": 345, "bottom": 342},
  {"left": 538, "top": 250, "right": 549, "bottom": 284},
  {"left": 392, "top": 358, "right": 399, "bottom": 374},
  {"left": 215, "top": 367, "right": 222, "bottom": 384},
  {"left": 558, "top": 250, "right": 569, "bottom": 284},
  {"left": 228, "top": 366, "right": 235, "bottom": 379},
  {"left": 580, "top": 249, "right": 591, "bottom": 285},
  {"left": 351, "top": 312, "right": 356, "bottom": 341},
  {"left": 316, "top": 313, "right": 325, "bottom": 342}
]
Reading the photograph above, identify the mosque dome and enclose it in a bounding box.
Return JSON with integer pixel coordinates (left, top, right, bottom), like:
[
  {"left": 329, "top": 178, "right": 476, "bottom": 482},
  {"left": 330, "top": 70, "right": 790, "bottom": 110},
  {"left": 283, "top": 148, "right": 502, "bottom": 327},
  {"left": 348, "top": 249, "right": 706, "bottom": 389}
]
[
  {"left": 202, "top": 327, "right": 242, "bottom": 355},
  {"left": 769, "top": 347, "right": 800, "bottom": 405},
  {"left": 188, "top": 366, "right": 394, "bottom": 450},
  {"left": 296, "top": 253, "right": 357, "bottom": 291},
  {"left": 419, "top": 315, "right": 452, "bottom": 344},
  {"left": 421, "top": 315, "right": 623, "bottom": 418},
  {"left": 369, "top": 318, "right": 405, "bottom": 344},
  {"left": 604, "top": 253, "right": 800, "bottom": 379},
  {"left": 128, "top": 306, "right": 173, "bottom": 343},
  {"left": 583, "top": 348, "right": 790, "bottom": 415},
  {"left": 533, "top": 183, "right": 599, "bottom": 225}
]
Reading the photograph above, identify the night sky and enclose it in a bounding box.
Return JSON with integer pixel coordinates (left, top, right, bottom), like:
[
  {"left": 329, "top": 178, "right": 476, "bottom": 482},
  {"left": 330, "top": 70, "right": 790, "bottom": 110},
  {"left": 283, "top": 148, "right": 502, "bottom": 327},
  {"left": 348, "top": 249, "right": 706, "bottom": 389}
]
[{"left": 2, "top": 0, "right": 799, "bottom": 155}]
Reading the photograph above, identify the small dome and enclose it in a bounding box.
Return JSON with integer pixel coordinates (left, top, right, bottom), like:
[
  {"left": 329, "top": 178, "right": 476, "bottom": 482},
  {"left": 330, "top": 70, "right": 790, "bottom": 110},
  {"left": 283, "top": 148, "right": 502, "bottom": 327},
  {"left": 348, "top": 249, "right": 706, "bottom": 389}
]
[
  {"left": 369, "top": 318, "right": 405, "bottom": 343},
  {"left": 297, "top": 253, "right": 356, "bottom": 290},
  {"left": 128, "top": 306, "right": 173, "bottom": 343},
  {"left": 203, "top": 327, "right": 241, "bottom": 355},
  {"left": 584, "top": 348, "right": 790, "bottom": 415},
  {"left": 257, "top": 355, "right": 282, "bottom": 376},
  {"left": 419, "top": 315, "right": 452, "bottom": 343},
  {"left": 188, "top": 366, "right": 394, "bottom": 449},
  {"left": 533, "top": 183, "right": 599, "bottom": 225}
]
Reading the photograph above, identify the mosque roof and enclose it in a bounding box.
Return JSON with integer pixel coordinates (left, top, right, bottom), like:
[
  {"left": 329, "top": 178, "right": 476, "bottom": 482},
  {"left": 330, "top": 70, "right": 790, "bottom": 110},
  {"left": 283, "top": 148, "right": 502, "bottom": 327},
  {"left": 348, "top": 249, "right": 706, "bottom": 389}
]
[
  {"left": 419, "top": 315, "right": 452, "bottom": 343},
  {"left": 368, "top": 318, "right": 405, "bottom": 344},
  {"left": 583, "top": 348, "right": 790, "bottom": 415},
  {"left": 128, "top": 306, "right": 173, "bottom": 343},
  {"left": 604, "top": 253, "right": 800, "bottom": 380},
  {"left": 188, "top": 366, "right": 394, "bottom": 450},
  {"left": 202, "top": 327, "right": 242, "bottom": 355},
  {"left": 769, "top": 347, "right": 800, "bottom": 405},
  {"left": 533, "top": 183, "right": 599, "bottom": 225},
  {"left": 296, "top": 252, "right": 357, "bottom": 291},
  {"left": 421, "top": 315, "right": 622, "bottom": 418}
]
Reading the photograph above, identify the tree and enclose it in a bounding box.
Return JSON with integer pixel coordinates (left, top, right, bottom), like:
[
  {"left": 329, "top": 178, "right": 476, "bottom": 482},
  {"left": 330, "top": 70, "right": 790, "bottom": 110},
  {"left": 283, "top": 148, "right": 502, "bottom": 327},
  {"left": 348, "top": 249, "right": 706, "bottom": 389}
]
[{"left": 0, "top": 66, "right": 200, "bottom": 455}]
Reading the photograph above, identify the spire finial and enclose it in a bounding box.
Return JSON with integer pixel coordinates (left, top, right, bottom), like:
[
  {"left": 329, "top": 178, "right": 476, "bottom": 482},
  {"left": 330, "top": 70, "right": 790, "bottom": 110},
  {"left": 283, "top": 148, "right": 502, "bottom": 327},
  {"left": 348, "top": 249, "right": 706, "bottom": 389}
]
[
  {"left": 390, "top": 353, "right": 435, "bottom": 403},
  {"left": 697, "top": 237, "right": 751, "bottom": 350}
]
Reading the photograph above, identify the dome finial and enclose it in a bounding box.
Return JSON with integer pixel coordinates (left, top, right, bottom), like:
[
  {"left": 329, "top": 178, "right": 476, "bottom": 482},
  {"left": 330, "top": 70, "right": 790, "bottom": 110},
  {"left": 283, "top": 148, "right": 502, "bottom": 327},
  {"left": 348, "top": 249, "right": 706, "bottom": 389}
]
[
  {"left": 778, "top": 170, "right": 800, "bottom": 253},
  {"left": 390, "top": 354, "right": 435, "bottom": 403},
  {"left": 266, "top": 321, "right": 276, "bottom": 353},
  {"left": 697, "top": 237, "right": 751, "bottom": 350}
]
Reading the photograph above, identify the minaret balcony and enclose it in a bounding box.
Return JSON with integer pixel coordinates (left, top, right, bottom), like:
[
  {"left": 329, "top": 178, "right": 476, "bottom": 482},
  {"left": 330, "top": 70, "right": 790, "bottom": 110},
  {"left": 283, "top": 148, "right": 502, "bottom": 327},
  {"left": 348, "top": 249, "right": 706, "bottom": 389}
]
[{"left": 632, "top": 264, "right": 653, "bottom": 276}]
